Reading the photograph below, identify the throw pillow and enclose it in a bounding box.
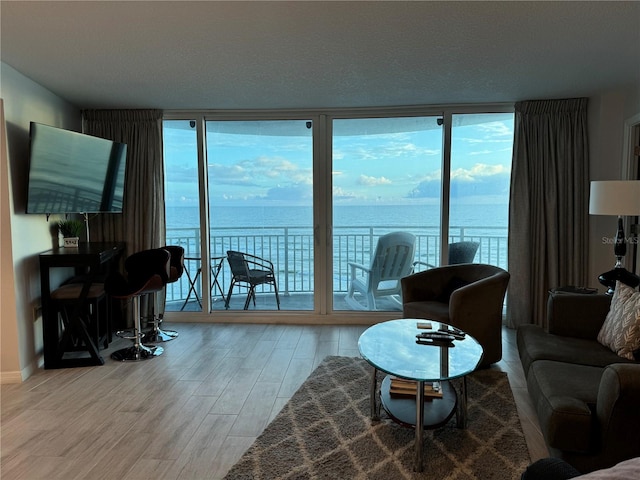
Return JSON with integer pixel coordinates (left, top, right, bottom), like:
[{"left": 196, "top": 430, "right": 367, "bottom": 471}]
[{"left": 597, "top": 281, "right": 640, "bottom": 360}]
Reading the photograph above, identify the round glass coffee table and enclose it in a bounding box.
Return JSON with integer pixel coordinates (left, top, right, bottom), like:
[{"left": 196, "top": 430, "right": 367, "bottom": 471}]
[{"left": 358, "top": 318, "right": 484, "bottom": 472}]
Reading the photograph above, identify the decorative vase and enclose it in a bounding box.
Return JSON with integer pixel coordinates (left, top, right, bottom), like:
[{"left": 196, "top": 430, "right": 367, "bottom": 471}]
[{"left": 63, "top": 237, "right": 79, "bottom": 247}]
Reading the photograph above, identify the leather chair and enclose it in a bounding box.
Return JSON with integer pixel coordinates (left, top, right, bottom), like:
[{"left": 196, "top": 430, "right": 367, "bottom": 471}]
[
  {"left": 105, "top": 248, "right": 170, "bottom": 361},
  {"left": 401, "top": 263, "right": 510, "bottom": 367},
  {"left": 143, "top": 245, "right": 184, "bottom": 342}
]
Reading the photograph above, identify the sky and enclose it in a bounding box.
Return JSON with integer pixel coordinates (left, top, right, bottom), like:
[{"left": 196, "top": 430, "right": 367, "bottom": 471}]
[{"left": 163, "top": 113, "right": 514, "bottom": 208}]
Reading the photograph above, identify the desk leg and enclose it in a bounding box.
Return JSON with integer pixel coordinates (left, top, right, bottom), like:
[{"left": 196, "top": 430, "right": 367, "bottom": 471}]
[
  {"left": 41, "top": 267, "right": 105, "bottom": 368},
  {"left": 64, "top": 309, "right": 105, "bottom": 366},
  {"left": 60, "top": 279, "right": 105, "bottom": 367},
  {"left": 40, "top": 268, "right": 59, "bottom": 369}
]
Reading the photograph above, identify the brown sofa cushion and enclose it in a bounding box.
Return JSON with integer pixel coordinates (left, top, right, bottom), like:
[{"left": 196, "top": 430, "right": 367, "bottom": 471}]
[
  {"left": 517, "top": 324, "right": 633, "bottom": 375},
  {"left": 527, "top": 360, "right": 603, "bottom": 453}
]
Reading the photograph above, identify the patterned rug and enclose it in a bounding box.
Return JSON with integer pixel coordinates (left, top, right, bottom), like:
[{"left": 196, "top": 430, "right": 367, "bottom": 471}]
[{"left": 224, "top": 356, "right": 531, "bottom": 479}]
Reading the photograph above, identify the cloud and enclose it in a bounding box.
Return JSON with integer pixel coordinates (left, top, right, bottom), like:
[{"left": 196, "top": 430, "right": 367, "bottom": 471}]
[
  {"left": 408, "top": 163, "right": 510, "bottom": 199},
  {"left": 262, "top": 184, "right": 312, "bottom": 202},
  {"left": 377, "top": 142, "right": 440, "bottom": 158},
  {"left": 166, "top": 165, "right": 199, "bottom": 183},
  {"left": 477, "top": 121, "right": 513, "bottom": 137},
  {"left": 451, "top": 163, "right": 510, "bottom": 181},
  {"left": 357, "top": 175, "right": 392, "bottom": 186},
  {"left": 460, "top": 121, "right": 513, "bottom": 146},
  {"left": 208, "top": 162, "right": 258, "bottom": 186},
  {"left": 208, "top": 155, "right": 312, "bottom": 186},
  {"left": 334, "top": 142, "right": 440, "bottom": 163},
  {"left": 333, "top": 186, "right": 357, "bottom": 201}
]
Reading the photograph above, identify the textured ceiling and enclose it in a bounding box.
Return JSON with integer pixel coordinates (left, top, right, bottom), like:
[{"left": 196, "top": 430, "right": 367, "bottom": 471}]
[{"left": 1, "top": 1, "right": 639, "bottom": 110}]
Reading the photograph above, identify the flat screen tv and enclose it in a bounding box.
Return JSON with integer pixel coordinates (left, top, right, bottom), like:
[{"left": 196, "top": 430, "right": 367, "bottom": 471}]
[{"left": 26, "top": 122, "right": 128, "bottom": 214}]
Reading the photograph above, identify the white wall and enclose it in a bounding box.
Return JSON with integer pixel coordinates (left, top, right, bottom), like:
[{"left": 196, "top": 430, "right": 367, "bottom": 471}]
[
  {"left": 588, "top": 83, "right": 640, "bottom": 290},
  {"left": 0, "top": 62, "right": 80, "bottom": 382}
]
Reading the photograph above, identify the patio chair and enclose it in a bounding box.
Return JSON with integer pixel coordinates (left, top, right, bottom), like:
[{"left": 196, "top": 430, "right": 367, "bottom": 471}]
[
  {"left": 345, "top": 231, "right": 416, "bottom": 311},
  {"left": 225, "top": 250, "right": 281, "bottom": 310},
  {"left": 412, "top": 240, "right": 480, "bottom": 272}
]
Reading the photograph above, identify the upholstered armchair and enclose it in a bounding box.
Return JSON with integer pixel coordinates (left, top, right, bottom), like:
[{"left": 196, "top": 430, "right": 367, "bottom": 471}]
[{"left": 401, "top": 263, "right": 510, "bottom": 367}]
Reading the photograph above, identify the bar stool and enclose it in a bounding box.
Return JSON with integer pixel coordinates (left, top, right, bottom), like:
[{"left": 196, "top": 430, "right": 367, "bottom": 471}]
[
  {"left": 143, "top": 245, "right": 184, "bottom": 342},
  {"left": 50, "top": 282, "right": 109, "bottom": 352},
  {"left": 105, "top": 248, "right": 170, "bottom": 361}
]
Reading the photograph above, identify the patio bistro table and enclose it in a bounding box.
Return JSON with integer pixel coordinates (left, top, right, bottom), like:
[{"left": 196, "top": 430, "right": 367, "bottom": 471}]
[{"left": 181, "top": 256, "right": 227, "bottom": 310}]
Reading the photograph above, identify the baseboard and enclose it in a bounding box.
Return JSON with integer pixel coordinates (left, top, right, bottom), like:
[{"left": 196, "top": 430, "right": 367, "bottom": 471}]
[
  {"left": 0, "top": 355, "right": 42, "bottom": 384},
  {"left": 0, "top": 370, "right": 23, "bottom": 384}
]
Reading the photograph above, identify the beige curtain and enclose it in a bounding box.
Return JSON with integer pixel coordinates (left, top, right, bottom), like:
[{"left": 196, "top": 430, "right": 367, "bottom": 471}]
[
  {"left": 81, "top": 109, "right": 165, "bottom": 254},
  {"left": 82, "top": 109, "right": 165, "bottom": 324},
  {"left": 506, "top": 98, "right": 589, "bottom": 329}
]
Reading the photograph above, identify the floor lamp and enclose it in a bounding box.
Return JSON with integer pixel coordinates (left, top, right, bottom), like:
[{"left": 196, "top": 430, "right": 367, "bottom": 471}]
[{"left": 589, "top": 180, "right": 640, "bottom": 294}]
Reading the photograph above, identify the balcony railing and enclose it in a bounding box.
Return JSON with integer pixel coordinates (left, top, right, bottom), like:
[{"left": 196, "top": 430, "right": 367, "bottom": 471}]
[{"left": 165, "top": 225, "right": 507, "bottom": 309}]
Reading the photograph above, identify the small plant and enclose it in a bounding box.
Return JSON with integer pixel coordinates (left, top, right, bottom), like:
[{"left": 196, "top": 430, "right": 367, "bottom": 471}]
[{"left": 58, "top": 219, "right": 84, "bottom": 238}]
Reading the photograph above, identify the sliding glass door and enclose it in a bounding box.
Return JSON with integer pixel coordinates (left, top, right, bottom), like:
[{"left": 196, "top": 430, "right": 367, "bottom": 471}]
[
  {"left": 332, "top": 116, "right": 443, "bottom": 312},
  {"left": 205, "top": 120, "right": 314, "bottom": 311},
  {"left": 449, "top": 113, "right": 513, "bottom": 270},
  {"left": 163, "top": 107, "right": 513, "bottom": 319},
  {"left": 163, "top": 119, "right": 204, "bottom": 313}
]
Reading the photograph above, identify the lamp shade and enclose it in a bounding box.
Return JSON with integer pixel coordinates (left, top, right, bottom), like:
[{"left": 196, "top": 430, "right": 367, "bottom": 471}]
[{"left": 589, "top": 180, "right": 640, "bottom": 216}]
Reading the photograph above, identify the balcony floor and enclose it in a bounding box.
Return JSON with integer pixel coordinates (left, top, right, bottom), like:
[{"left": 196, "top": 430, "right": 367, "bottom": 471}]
[{"left": 166, "top": 292, "right": 404, "bottom": 313}]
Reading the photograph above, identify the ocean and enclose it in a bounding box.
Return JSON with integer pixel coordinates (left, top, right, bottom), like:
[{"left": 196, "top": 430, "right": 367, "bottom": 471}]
[
  {"left": 166, "top": 203, "right": 508, "bottom": 231},
  {"left": 166, "top": 204, "right": 508, "bottom": 293}
]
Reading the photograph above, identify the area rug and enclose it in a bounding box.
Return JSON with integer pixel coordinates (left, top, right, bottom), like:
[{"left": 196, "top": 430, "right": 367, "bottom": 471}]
[{"left": 224, "top": 356, "right": 531, "bottom": 479}]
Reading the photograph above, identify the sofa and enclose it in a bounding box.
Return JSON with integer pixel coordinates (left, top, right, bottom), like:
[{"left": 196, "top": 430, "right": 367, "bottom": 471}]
[
  {"left": 521, "top": 456, "right": 640, "bottom": 479},
  {"left": 517, "top": 291, "right": 640, "bottom": 473},
  {"left": 401, "top": 263, "right": 510, "bottom": 367}
]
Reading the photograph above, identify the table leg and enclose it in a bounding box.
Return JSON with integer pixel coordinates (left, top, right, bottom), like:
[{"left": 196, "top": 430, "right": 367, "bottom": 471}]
[
  {"left": 456, "top": 376, "right": 468, "bottom": 429},
  {"left": 181, "top": 267, "right": 202, "bottom": 310},
  {"left": 415, "top": 380, "right": 425, "bottom": 472},
  {"left": 41, "top": 266, "right": 58, "bottom": 368},
  {"left": 63, "top": 308, "right": 105, "bottom": 365},
  {"left": 370, "top": 366, "right": 379, "bottom": 421},
  {"left": 210, "top": 257, "right": 227, "bottom": 305}
]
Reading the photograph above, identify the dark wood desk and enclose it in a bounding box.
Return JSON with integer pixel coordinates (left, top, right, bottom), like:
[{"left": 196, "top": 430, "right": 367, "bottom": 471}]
[{"left": 40, "top": 242, "right": 125, "bottom": 369}]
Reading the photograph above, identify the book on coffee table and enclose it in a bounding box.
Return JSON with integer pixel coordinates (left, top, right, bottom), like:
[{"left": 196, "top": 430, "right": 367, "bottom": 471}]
[{"left": 389, "top": 377, "right": 443, "bottom": 398}]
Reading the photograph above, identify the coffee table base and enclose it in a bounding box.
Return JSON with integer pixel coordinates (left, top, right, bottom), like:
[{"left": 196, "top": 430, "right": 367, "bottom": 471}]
[
  {"left": 359, "top": 320, "right": 482, "bottom": 473},
  {"left": 370, "top": 369, "right": 469, "bottom": 472},
  {"left": 380, "top": 375, "right": 457, "bottom": 428}
]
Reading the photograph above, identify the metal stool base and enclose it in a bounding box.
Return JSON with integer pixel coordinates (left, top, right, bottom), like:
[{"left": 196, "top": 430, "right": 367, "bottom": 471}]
[
  {"left": 144, "top": 328, "right": 178, "bottom": 343},
  {"left": 111, "top": 344, "right": 164, "bottom": 362}
]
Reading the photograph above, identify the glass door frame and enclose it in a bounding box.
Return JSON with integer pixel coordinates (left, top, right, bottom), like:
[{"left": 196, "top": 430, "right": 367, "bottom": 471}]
[
  {"left": 164, "top": 104, "right": 514, "bottom": 324},
  {"left": 325, "top": 108, "right": 445, "bottom": 318}
]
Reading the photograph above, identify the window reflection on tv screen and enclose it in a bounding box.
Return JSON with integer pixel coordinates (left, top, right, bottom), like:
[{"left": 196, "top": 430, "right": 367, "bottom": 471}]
[{"left": 26, "top": 123, "right": 127, "bottom": 214}]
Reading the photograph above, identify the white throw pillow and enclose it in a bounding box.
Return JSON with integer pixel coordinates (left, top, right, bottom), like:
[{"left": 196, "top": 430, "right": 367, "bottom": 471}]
[
  {"left": 597, "top": 281, "right": 640, "bottom": 360},
  {"left": 573, "top": 456, "right": 640, "bottom": 479}
]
